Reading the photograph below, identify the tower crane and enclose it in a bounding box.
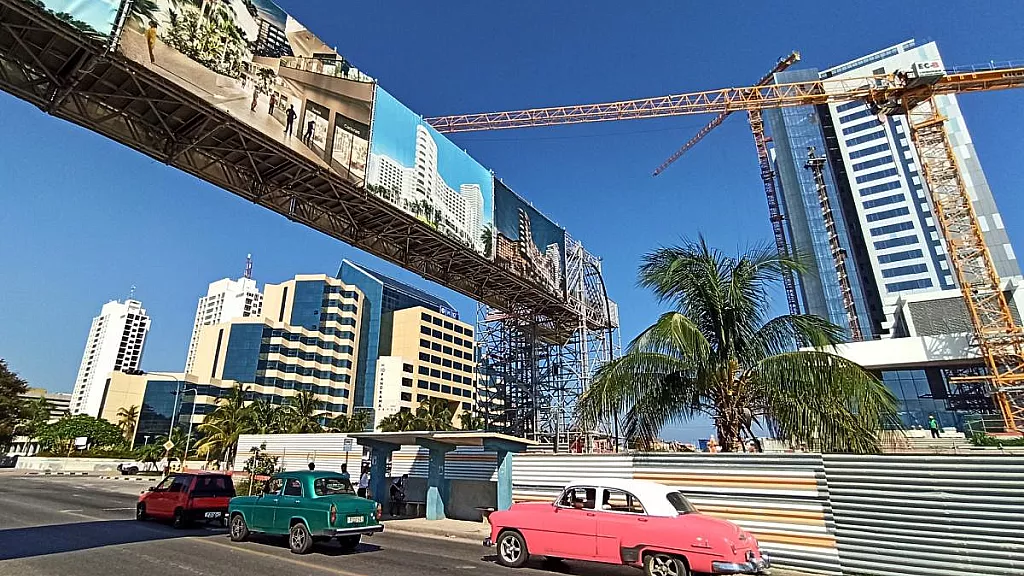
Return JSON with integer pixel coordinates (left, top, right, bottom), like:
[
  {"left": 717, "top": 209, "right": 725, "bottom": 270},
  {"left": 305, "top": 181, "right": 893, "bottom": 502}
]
[{"left": 426, "top": 64, "right": 1024, "bottom": 432}]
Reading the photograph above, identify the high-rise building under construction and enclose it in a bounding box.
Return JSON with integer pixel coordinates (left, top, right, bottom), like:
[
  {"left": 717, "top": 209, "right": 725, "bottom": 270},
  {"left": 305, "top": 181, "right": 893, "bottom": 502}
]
[{"left": 767, "top": 40, "right": 1021, "bottom": 339}]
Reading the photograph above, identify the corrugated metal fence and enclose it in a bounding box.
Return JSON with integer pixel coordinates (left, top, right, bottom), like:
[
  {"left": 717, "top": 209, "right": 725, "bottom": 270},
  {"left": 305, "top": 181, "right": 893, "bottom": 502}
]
[{"left": 822, "top": 454, "right": 1024, "bottom": 576}]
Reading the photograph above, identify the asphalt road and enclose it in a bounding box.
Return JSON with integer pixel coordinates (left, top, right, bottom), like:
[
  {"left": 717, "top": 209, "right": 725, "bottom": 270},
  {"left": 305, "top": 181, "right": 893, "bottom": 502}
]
[{"left": 0, "top": 474, "right": 639, "bottom": 576}]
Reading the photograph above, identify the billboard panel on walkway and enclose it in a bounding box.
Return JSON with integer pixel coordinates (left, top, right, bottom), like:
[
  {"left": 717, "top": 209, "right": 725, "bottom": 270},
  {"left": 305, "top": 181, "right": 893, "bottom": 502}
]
[
  {"left": 117, "top": 0, "right": 373, "bottom": 186},
  {"left": 367, "top": 87, "right": 494, "bottom": 258},
  {"left": 493, "top": 179, "right": 566, "bottom": 299},
  {"left": 32, "top": 0, "right": 120, "bottom": 37}
]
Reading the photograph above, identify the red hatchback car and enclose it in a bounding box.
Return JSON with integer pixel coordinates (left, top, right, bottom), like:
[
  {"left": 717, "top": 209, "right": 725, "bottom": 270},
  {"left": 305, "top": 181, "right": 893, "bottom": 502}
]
[
  {"left": 485, "top": 478, "right": 770, "bottom": 576},
  {"left": 136, "top": 472, "right": 236, "bottom": 528}
]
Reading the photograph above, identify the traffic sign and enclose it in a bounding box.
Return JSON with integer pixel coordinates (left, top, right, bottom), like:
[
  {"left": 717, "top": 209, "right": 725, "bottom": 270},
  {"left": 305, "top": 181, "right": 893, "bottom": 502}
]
[
  {"left": 163, "top": 440, "right": 175, "bottom": 451},
  {"left": 343, "top": 438, "right": 354, "bottom": 452}
]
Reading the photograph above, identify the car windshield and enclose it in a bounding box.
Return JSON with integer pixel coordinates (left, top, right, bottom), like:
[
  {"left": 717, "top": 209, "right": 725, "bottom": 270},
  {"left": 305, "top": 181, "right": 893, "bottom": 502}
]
[
  {"left": 191, "top": 475, "right": 235, "bottom": 497},
  {"left": 667, "top": 491, "right": 696, "bottom": 514},
  {"left": 314, "top": 476, "right": 355, "bottom": 496}
]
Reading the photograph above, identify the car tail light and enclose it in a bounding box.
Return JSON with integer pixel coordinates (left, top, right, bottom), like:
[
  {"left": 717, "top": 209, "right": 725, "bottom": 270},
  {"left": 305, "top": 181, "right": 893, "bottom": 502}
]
[
  {"left": 375, "top": 503, "right": 382, "bottom": 520},
  {"left": 330, "top": 504, "right": 337, "bottom": 525}
]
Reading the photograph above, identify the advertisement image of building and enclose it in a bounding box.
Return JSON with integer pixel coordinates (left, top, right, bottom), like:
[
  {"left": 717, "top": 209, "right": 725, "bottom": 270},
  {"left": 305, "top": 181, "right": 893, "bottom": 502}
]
[
  {"left": 493, "top": 180, "right": 566, "bottom": 297},
  {"left": 366, "top": 88, "right": 494, "bottom": 256}
]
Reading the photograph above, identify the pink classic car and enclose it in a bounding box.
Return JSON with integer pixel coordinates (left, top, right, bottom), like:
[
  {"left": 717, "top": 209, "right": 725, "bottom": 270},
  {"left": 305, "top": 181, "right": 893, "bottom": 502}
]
[{"left": 484, "top": 478, "right": 770, "bottom": 576}]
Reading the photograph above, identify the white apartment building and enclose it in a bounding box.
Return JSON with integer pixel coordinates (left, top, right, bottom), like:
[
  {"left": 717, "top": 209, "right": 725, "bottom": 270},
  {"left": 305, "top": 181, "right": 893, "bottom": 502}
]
[
  {"left": 70, "top": 299, "right": 150, "bottom": 417},
  {"left": 819, "top": 39, "right": 1020, "bottom": 331},
  {"left": 185, "top": 275, "right": 263, "bottom": 373}
]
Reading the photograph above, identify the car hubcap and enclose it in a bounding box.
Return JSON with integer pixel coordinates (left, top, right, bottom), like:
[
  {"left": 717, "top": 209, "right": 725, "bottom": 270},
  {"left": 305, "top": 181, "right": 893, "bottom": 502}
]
[
  {"left": 231, "top": 517, "right": 243, "bottom": 537},
  {"left": 292, "top": 529, "right": 306, "bottom": 549},
  {"left": 651, "top": 555, "right": 678, "bottom": 576},
  {"left": 500, "top": 537, "right": 521, "bottom": 563}
]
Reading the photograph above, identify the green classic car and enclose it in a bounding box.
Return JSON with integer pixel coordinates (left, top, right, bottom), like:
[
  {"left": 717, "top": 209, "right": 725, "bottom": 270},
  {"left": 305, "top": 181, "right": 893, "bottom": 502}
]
[{"left": 229, "top": 470, "right": 383, "bottom": 554}]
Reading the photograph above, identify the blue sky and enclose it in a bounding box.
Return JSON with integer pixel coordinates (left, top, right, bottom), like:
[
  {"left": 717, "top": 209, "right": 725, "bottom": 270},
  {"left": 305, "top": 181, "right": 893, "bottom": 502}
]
[
  {"left": 39, "top": 0, "right": 119, "bottom": 35},
  {"left": 2, "top": 0, "right": 1023, "bottom": 442},
  {"left": 370, "top": 86, "right": 494, "bottom": 224}
]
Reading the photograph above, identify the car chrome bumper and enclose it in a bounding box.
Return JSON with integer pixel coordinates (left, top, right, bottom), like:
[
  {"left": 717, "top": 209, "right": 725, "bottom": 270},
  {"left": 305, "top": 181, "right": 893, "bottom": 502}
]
[
  {"left": 483, "top": 537, "right": 493, "bottom": 547},
  {"left": 325, "top": 524, "right": 384, "bottom": 538},
  {"left": 712, "top": 552, "right": 771, "bottom": 574}
]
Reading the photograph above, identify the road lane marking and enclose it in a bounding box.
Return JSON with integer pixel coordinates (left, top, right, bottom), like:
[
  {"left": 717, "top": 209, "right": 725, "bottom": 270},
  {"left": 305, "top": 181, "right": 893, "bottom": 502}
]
[
  {"left": 196, "top": 538, "right": 366, "bottom": 576},
  {"left": 58, "top": 509, "right": 83, "bottom": 513},
  {"left": 102, "top": 507, "right": 136, "bottom": 511}
]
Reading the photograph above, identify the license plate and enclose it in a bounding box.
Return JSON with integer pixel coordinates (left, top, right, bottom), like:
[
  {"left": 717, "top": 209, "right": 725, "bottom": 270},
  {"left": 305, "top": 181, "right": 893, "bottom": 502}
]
[
  {"left": 346, "top": 516, "right": 364, "bottom": 524},
  {"left": 204, "top": 512, "right": 222, "bottom": 519}
]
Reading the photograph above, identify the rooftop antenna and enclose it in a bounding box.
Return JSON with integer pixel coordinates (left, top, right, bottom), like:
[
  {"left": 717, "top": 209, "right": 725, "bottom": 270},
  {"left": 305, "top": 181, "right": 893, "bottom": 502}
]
[
  {"left": 128, "top": 284, "right": 137, "bottom": 300},
  {"left": 244, "top": 254, "right": 253, "bottom": 280}
]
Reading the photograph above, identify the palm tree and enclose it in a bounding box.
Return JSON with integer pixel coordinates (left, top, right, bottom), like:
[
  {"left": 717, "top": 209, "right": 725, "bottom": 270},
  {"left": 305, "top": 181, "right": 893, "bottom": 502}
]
[
  {"left": 379, "top": 409, "right": 417, "bottom": 432},
  {"left": 248, "top": 400, "right": 283, "bottom": 434},
  {"left": 577, "top": 239, "right": 901, "bottom": 453},
  {"left": 116, "top": 405, "right": 139, "bottom": 441},
  {"left": 195, "top": 383, "right": 250, "bottom": 467},
  {"left": 459, "top": 411, "right": 485, "bottom": 431},
  {"left": 284, "top": 391, "right": 324, "bottom": 434},
  {"left": 480, "top": 227, "right": 493, "bottom": 257},
  {"left": 414, "top": 398, "right": 456, "bottom": 431},
  {"left": 329, "top": 410, "right": 372, "bottom": 433},
  {"left": 128, "top": 0, "right": 160, "bottom": 30}
]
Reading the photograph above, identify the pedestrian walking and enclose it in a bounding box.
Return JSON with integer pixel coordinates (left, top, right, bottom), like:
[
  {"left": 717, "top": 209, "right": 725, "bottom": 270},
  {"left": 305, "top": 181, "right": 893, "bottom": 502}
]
[
  {"left": 340, "top": 463, "right": 350, "bottom": 482},
  {"left": 304, "top": 119, "right": 315, "bottom": 145},
  {"left": 145, "top": 20, "right": 158, "bottom": 64},
  {"left": 357, "top": 465, "right": 369, "bottom": 498},
  {"left": 928, "top": 414, "right": 941, "bottom": 438},
  {"left": 284, "top": 104, "right": 296, "bottom": 137},
  {"left": 250, "top": 87, "right": 259, "bottom": 112},
  {"left": 268, "top": 93, "right": 277, "bottom": 116}
]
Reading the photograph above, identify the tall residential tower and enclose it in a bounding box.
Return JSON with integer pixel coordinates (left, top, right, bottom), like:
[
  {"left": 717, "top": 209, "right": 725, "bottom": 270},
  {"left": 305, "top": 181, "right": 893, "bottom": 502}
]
[
  {"left": 185, "top": 272, "right": 263, "bottom": 374},
  {"left": 69, "top": 299, "right": 150, "bottom": 417}
]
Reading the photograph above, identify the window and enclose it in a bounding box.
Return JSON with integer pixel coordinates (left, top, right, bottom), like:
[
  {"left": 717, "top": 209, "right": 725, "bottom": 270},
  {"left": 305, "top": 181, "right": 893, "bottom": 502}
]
[
  {"left": 464, "top": 328, "right": 473, "bottom": 338},
  {"left": 314, "top": 477, "right": 354, "bottom": 496},
  {"left": 666, "top": 492, "right": 696, "bottom": 515},
  {"left": 432, "top": 329, "right": 442, "bottom": 339},
  {"left": 283, "top": 478, "right": 303, "bottom": 497},
  {"left": 402, "top": 377, "right": 413, "bottom": 387},
  {"left": 430, "top": 369, "right": 440, "bottom": 378},
  {"left": 602, "top": 489, "right": 645, "bottom": 514},
  {"left": 454, "top": 325, "right": 464, "bottom": 334},
  {"left": 849, "top": 143, "right": 890, "bottom": 159},
  {"left": 886, "top": 278, "right": 934, "bottom": 292},
  {"left": 870, "top": 221, "right": 915, "bottom": 236},
  {"left": 193, "top": 475, "right": 235, "bottom": 497},
  {"left": 442, "top": 372, "right": 452, "bottom": 381},
  {"left": 403, "top": 363, "right": 413, "bottom": 373},
  {"left": 429, "top": 382, "right": 440, "bottom": 391},
  {"left": 859, "top": 180, "right": 901, "bottom": 197},
  {"left": 265, "top": 478, "right": 284, "bottom": 495},
  {"left": 443, "top": 346, "right": 452, "bottom": 355},
  {"left": 442, "top": 359, "right": 452, "bottom": 368},
  {"left": 863, "top": 194, "right": 905, "bottom": 209},
  {"left": 419, "top": 352, "right": 430, "bottom": 362},
  {"left": 421, "top": 312, "right": 431, "bottom": 322},
  {"left": 462, "top": 402, "right": 472, "bottom": 410},
  {"left": 168, "top": 475, "right": 191, "bottom": 493},
  {"left": 420, "top": 339, "right": 431, "bottom": 349},
  {"left": 420, "top": 326, "right": 431, "bottom": 336},
  {"left": 453, "top": 361, "right": 462, "bottom": 371},
  {"left": 846, "top": 130, "right": 886, "bottom": 147},
  {"left": 839, "top": 108, "right": 873, "bottom": 124},
  {"left": 443, "top": 333, "right": 453, "bottom": 342},
  {"left": 874, "top": 235, "right": 918, "bottom": 250},
  {"left": 882, "top": 264, "right": 929, "bottom": 278},
  {"left": 418, "top": 366, "right": 429, "bottom": 376},
  {"left": 463, "top": 389, "right": 473, "bottom": 398},
  {"left": 441, "top": 385, "right": 451, "bottom": 394},
  {"left": 154, "top": 475, "right": 176, "bottom": 491},
  {"left": 558, "top": 486, "right": 597, "bottom": 509},
  {"left": 417, "top": 394, "right": 427, "bottom": 402},
  {"left": 856, "top": 167, "right": 899, "bottom": 184},
  {"left": 431, "top": 355, "right": 441, "bottom": 365},
  {"left": 418, "top": 380, "right": 429, "bottom": 389},
  {"left": 866, "top": 207, "right": 910, "bottom": 222},
  {"left": 432, "top": 342, "right": 442, "bottom": 352},
  {"left": 401, "top": 392, "right": 412, "bottom": 402},
  {"left": 836, "top": 100, "right": 863, "bottom": 113},
  {"left": 842, "top": 118, "right": 882, "bottom": 136},
  {"left": 454, "top": 337, "right": 463, "bottom": 346},
  {"left": 878, "top": 249, "right": 923, "bottom": 263},
  {"left": 432, "top": 317, "right": 443, "bottom": 327}
]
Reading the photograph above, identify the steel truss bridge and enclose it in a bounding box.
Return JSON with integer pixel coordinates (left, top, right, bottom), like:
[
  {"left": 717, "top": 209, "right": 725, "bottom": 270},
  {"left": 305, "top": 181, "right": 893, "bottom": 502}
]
[{"left": 0, "top": 0, "right": 619, "bottom": 445}]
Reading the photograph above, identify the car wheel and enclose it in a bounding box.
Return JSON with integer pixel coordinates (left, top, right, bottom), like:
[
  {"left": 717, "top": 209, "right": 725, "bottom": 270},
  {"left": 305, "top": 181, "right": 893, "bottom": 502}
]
[
  {"left": 172, "top": 508, "right": 187, "bottom": 529},
  {"left": 289, "top": 522, "right": 314, "bottom": 554},
  {"left": 496, "top": 530, "right": 529, "bottom": 568},
  {"left": 229, "top": 513, "right": 249, "bottom": 542},
  {"left": 644, "top": 553, "right": 688, "bottom": 576},
  {"left": 135, "top": 503, "right": 147, "bottom": 521},
  {"left": 338, "top": 535, "right": 360, "bottom": 553},
  {"left": 127, "top": 466, "right": 139, "bottom": 475}
]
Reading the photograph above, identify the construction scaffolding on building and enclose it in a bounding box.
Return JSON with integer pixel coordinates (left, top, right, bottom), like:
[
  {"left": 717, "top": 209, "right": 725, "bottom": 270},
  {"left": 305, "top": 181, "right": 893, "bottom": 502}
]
[{"left": 476, "top": 236, "right": 620, "bottom": 450}]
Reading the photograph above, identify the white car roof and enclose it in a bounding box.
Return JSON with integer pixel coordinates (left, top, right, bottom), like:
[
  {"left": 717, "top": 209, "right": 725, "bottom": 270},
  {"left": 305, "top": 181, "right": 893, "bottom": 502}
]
[{"left": 562, "top": 478, "right": 681, "bottom": 517}]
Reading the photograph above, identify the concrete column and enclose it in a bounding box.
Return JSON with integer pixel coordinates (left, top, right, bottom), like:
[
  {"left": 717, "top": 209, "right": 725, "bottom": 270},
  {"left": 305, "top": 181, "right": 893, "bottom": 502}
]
[
  {"left": 417, "top": 439, "right": 454, "bottom": 520},
  {"left": 495, "top": 449, "right": 513, "bottom": 511},
  {"left": 359, "top": 439, "right": 398, "bottom": 511}
]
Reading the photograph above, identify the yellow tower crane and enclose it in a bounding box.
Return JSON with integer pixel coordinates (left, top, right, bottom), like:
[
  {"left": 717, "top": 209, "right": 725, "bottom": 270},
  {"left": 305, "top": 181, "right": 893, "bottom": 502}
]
[{"left": 426, "top": 64, "right": 1024, "bottom": 432}]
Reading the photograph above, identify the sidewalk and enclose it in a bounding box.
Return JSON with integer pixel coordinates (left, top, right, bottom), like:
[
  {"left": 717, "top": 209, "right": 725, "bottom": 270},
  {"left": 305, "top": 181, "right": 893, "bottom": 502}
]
[{"left": 383, "top": 517, "right": 817, "bottom": 576}]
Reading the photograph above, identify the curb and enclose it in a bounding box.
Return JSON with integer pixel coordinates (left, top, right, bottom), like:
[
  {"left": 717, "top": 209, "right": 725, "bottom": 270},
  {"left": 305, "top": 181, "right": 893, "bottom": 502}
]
[
  {"left": 98, "top": 476, "right": 154, "bottom": 482},
  {"left": 382, "top": 522, "right": 488, "bottom": 546},
  {"left": 25, "top": 471, "right": 90, "bottom": 476}
]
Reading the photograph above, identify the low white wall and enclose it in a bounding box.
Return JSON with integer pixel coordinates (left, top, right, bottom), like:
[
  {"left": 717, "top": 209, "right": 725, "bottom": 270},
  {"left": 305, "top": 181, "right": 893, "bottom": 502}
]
[{"left": 15, "top": 457, "right": 206, "bottom": 473}]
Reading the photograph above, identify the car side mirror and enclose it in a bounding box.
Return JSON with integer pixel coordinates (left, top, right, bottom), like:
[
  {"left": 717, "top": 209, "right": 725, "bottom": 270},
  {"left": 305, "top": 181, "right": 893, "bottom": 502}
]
[{"left": 146, "top": 487, "right": 154, "bottom": 492}]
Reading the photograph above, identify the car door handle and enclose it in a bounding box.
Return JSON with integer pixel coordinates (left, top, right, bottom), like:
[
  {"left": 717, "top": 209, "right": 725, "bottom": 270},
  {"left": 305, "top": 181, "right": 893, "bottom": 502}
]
[
  {"left": 293, "top": 499, "right": 301, "bottom": 504},
  {"left": 586, "top": 513, "right": 595, "bottom": 517},
  {"left": 638, "top": 518, "right": 648, "bottom": 522}
]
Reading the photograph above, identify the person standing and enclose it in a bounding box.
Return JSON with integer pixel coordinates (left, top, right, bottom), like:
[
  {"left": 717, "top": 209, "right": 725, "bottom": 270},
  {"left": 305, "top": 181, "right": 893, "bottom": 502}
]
[
  {"left": 357, "top": 465, "right": 369, "bottom": 498},
  {"left": 304, "top": 119, "right": 315, "bottom": 146},
  {"left": 307, "top": 462, "right": 316, "bottom": 471},
  {"left": 250, "top": 87, "right": 259, "bottom": 112},
  {"left": 339, "top": 463, "right": 350, "bottom": 482},
  {"left": 284, "top": 104, "right": 296, "bottom": 137},
  {"left": 389, "top": 474, "right": 407, "bottom": 516},
  {"left": 928, "top": 414, "right": 941, "bottom": 439},
  {"left": 145, "top": 20, "right": 158, "bottom": 64},
  {"left": 268, "top": 93, "right": 277, "bottom": 116}
]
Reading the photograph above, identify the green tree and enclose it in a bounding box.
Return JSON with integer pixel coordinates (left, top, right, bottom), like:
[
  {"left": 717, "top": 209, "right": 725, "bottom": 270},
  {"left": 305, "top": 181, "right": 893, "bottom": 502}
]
[
  {"left": 195, "top": 383, "right": 250, "bottom": 467},
  {"left": 248, "top": 400, "right": 284, "bottom": 434},
  {"left": 459, "top": 411, "right": 485, "bottom": 431},
  {"left": 127, "top": 0, "right": 160, "bottom": 30},
  {"left": 480, "top": 227, "right": 493, "bottom": 257},
  {"left": 379, "top": 409, "right": 417, "bottom": 432},
  {"left": 134, "top": 442, "right": 164, "bottom": 472},
  {"left": 16, "top": 395, "right": 52, "bottom": 440},
  {"left": 329, "top": 410, "right": 372, "bottom": 433},
  {"left": 577, "top": 239, "right": 901, "bottom": 453},
  {"left": 35, "top": 414, "right": 126, "bottom": 456},
  {"left": 116, "top": 405, "right": 140, "bottom": 441},
  {"left": 284, "top": 391, "right": 324, "bottom": 434},
  {"left": 0, "top": 359, "right": 29, "bottom": 450},
  {"left": 414, "top": 398, "right": 456, "bottom": 431}
]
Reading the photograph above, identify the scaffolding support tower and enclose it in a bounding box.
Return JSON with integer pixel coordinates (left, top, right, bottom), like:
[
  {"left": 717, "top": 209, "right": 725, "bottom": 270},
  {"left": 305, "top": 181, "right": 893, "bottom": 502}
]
[{"left": 476, "top": 236, "right": 620, "bottom": 449}]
